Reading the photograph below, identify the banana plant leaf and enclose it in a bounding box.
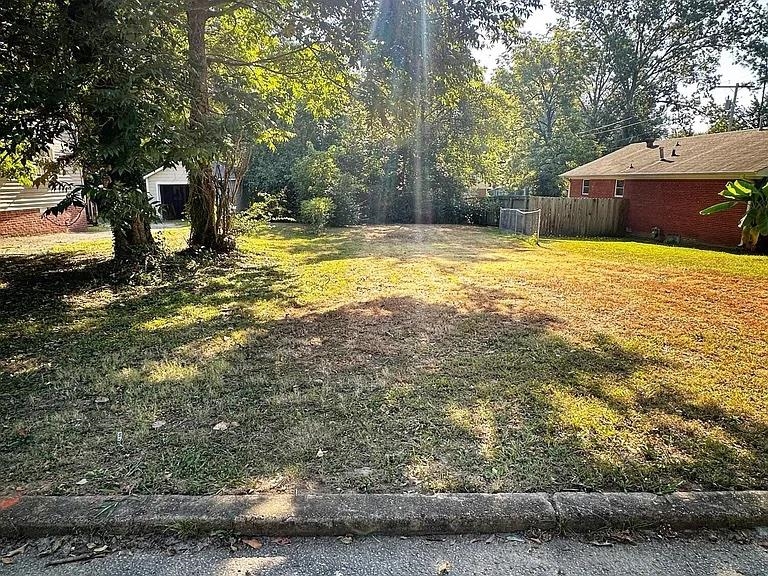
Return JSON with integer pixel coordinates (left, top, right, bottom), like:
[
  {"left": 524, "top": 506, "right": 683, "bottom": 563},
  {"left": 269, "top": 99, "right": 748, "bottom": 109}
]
[
  {"left": 720, "top": 180, "right": 757, "bottom": 200},
  {"left": 757, "top": 210, "right": 768, "bottom": 235},
  {"left": 700, "top": 201, "right": 737, "bottom": 216}
]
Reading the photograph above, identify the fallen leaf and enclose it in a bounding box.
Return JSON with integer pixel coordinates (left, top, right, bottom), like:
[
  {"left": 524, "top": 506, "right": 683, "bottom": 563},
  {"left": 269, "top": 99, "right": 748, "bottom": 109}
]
[
  {"left": 272, "top": 537, "right": 291, "bottom": 546},
  {"left": 75, "top": 478, "right": 88, "bottom": 486},
  {"left": 484, "top": 534, "right": 496, "bottom": 544},
  {"left": 93, "top": 545, "right": 108, "bottom": 553},
  {"left": 0, "top": 495, "right": 21, "bottom": 511},
  {"left": 339, "top": 535, "right": 353, "bottom": 545},
  {"left": 589, "top": 541, "right": 613, "bottom": 547},
  {"left": 316, "top": 448, "right": 325, "bottom": 458},
  {"left": 94, "top": 397, "right": 109, "bottom": 404},
  {"left": 1, "top": 557, "right": 14, "bottom": 565},
  {"left": 213, "top": 421, "right": 229, "bottom": 431},
  {"left": 242, "top": 538, "right": 262, "bottom": 550},
  {"left": 38, "top": 537, "right": 64, "bottom": 558},
  {"left": 437, "top": 560, "right": 452, "bottom": 574},
  {"left": 151, "top": 420, "right": 166, "bottom": 430}
]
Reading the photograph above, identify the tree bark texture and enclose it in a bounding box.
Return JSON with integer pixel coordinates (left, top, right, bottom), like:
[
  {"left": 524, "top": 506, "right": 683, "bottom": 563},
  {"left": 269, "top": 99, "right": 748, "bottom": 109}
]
[{"left": 186, "top": 0, "right": 219, "bottom": 249}]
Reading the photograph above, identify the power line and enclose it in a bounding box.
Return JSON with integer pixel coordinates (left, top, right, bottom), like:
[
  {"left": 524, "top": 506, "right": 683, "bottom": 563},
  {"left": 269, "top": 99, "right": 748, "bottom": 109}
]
[
  {"left": 576, "top": 116, "right": 636, "bottom": 135},
  {"left": 579, "top": 115, "right": 665, "bottom": 137}
]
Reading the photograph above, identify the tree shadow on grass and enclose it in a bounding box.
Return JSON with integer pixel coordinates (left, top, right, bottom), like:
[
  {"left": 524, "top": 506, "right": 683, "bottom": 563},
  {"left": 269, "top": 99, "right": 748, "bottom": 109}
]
[
  {"left": 0, "top": 251, "right": 294, "bottom": 463},
  {"left": 3, "top": 253, "right": 765, "bottom": 496},
  {"left": 0, "top": 253, "right": 113, "bottom": 316}
]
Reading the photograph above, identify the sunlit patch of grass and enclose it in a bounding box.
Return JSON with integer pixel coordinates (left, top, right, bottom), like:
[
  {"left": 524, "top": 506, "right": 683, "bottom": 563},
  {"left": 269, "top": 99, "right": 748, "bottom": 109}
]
[
  {"left": 138, "top": 304, "right": 221, "bottom": 330},
  {"left": 550, "top": 389, "right": 622, "bottom": 439},
  {"left": 447, "top": 403, "right": 500, "bottom": 460},
  {"left": 146, "top": 361, "right": 200, "bottom": 384},
  {"left": 1, "top": 223, "right": 767, "bottom": 496}
]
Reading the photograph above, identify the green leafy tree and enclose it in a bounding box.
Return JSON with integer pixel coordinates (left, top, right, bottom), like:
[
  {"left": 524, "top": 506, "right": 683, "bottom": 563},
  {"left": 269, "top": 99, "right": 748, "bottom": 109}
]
[
  {"left": 240, "top": 0, "right": 540, "bottom": 225},
  {"left": 494, "top": 30, "right": 600, "bottom": 195},
  {"left": 182, "top": 0, "right": 363, "bottom": 250},
  {"left": 291, "top": 144, "right": 363, "bottom": 226},
  {"left": 705, "top": 98, "right": 767, "bottom": 133},
  {"left": 243, "top": 107, "right": 345, "bottom": 214},
  {"left": 553, "top": 0, "right": 736, "bottom": 148},
  {"left": 291, "top": 145, "right": 342, "bottom": 200},
  {"left": 299, "top": 197, "right": 335, "bottom": 231},
  {"left": 358, "top": 0, "right": 539, "bottom": 221},
  {"left": 729, "top": 2, "right": 767, "bottom": 129},
  {"left": 731, "top": 3, "right": 768, "bottom": 78},
  {"left": 0, "top": 0, "right": 183, "bottom": 260}
]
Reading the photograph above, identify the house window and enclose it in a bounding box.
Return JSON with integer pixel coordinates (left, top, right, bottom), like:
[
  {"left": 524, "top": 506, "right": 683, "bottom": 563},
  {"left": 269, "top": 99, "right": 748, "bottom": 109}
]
[
  {"left": 581, "top": 179, "right": 590, "bottom": 196},
  {"left": 615, "top": 180, "right": 625, "bottom": 197}
]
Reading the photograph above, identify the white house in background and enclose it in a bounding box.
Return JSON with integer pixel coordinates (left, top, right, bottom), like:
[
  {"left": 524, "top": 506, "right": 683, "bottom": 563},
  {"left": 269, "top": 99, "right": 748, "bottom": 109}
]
[
  {"left": 144, "top": 163, "right": 190, "bottom": 221},
  {"left": 144, "top": 163, "right": 244, "bottom": 221}
]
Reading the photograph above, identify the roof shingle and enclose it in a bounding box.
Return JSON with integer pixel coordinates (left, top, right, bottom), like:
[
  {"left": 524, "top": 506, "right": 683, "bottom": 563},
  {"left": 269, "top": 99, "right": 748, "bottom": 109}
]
[{"left": 561, "top": 130, "right": 768, "bottom": 179}]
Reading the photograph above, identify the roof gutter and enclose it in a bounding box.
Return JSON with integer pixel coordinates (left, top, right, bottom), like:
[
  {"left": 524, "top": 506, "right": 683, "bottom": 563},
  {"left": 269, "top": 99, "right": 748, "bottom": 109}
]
[{"left": 561, "top": 172, "right": 763, "bottom": 181}]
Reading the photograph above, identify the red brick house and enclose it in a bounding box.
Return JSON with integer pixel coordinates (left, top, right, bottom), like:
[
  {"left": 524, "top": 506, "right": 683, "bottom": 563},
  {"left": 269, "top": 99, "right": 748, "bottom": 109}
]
[{"left": 561, "top": 130, "right": 768, "bottom": 246}]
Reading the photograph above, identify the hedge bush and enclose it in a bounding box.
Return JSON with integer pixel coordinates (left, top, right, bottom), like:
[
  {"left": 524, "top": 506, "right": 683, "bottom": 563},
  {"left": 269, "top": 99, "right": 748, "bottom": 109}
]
[{"left": 299, "top": 197, "right": 335, "bottom": 231}]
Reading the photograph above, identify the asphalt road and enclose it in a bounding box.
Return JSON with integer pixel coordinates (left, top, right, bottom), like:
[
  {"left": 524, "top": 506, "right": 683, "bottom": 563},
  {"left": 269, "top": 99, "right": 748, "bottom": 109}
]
[{"left": 2, "top": 531, "right": 767, "bottom": 576}]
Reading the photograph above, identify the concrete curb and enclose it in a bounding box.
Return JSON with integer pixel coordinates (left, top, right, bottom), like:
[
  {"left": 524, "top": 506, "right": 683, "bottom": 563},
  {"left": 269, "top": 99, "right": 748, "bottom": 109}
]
[{"left": 1, "top": 491, "right": 766, "bottom": 538}]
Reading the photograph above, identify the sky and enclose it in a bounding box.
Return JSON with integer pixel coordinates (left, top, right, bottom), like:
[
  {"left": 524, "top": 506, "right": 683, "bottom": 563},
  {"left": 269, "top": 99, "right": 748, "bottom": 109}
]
[{"left": 473, "top": 0, "right": 760, "bottom": 131}]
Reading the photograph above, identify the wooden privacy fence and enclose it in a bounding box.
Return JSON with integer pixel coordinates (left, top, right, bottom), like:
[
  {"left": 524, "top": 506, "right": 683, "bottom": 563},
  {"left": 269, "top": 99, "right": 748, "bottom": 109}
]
[{"left": 499, "top": 197, "right": 627, "bottom": 237}]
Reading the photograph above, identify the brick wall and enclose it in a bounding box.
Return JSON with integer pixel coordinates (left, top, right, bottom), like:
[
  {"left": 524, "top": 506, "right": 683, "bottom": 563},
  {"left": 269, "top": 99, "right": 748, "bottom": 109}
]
[
  {"left": 568, "top": 177, "right": 742, "bottom": 246},
  {"left": 568, "top": 178, "right": 617, "bottom": 198},
  {"left": 0, "top": 206, "right": 89, "bottom": 238}
]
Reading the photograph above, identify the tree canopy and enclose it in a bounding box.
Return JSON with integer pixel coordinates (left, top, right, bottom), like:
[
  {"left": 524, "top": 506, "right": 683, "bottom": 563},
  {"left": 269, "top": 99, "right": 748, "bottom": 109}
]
[{"left": 1, "top": 0, "right": 764, "bottom": 252}]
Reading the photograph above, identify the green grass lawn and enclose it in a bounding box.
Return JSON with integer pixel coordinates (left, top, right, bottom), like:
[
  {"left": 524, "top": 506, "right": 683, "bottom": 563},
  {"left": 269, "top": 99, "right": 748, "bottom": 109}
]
[{"left": 1, "top": 224, "right": 767, "bottom": 496}]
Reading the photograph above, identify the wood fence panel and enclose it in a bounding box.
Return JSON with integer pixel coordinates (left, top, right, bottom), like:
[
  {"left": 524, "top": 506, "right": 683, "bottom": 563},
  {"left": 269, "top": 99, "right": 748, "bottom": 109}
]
[{"left": 525, "top": 197, "right": 627, "bottom": 238}]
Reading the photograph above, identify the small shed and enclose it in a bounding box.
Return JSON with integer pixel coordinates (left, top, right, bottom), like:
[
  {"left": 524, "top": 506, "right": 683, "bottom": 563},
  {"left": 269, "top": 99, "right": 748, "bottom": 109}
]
[
  {"left": 144, "top": 164, "right": 190, "bottom": 220},
  {"left": 144, "top": 163, "right": 245, "bottom": 220}
]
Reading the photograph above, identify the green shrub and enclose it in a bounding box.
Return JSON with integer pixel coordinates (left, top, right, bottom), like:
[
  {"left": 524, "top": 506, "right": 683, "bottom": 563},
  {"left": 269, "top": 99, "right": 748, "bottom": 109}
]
[
  {"left": 291, "top": 145, "right": 341, "bottom": 200},
  {"left": 328, "top": 173, "right": 363, "bottom": 226},
  {"left": 463, "top": 197, "right": 504, "bottom": 226},
  {"left": 232, "top": 191, "right": 291, "bottom": 236},
  {"left": 291, "top": 145, "right": 363, "bottom": 227},
  {"left": 299, "top": 197, "right": 335, "bottom": 231}
]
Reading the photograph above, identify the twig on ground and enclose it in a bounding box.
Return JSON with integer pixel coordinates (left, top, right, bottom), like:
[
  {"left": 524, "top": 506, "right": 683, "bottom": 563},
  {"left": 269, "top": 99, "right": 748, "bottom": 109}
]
[{"left": 45, "top": 553, "right": 105, "bottom": 567}]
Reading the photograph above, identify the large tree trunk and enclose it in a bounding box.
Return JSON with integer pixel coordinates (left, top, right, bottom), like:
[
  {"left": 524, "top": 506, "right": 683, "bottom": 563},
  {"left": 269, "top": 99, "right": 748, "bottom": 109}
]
[
  {"left": 104, "top": 177, "right": 156, "bottom": 262},
  {"left": 186, "top": 0, "right": 218, "bottom": 249},
  {"left": 112, "top": 214, "right": 155, "bottom": 262},
  {"left": 187, "top": 165, "right": 218, "bottom": 248}
]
